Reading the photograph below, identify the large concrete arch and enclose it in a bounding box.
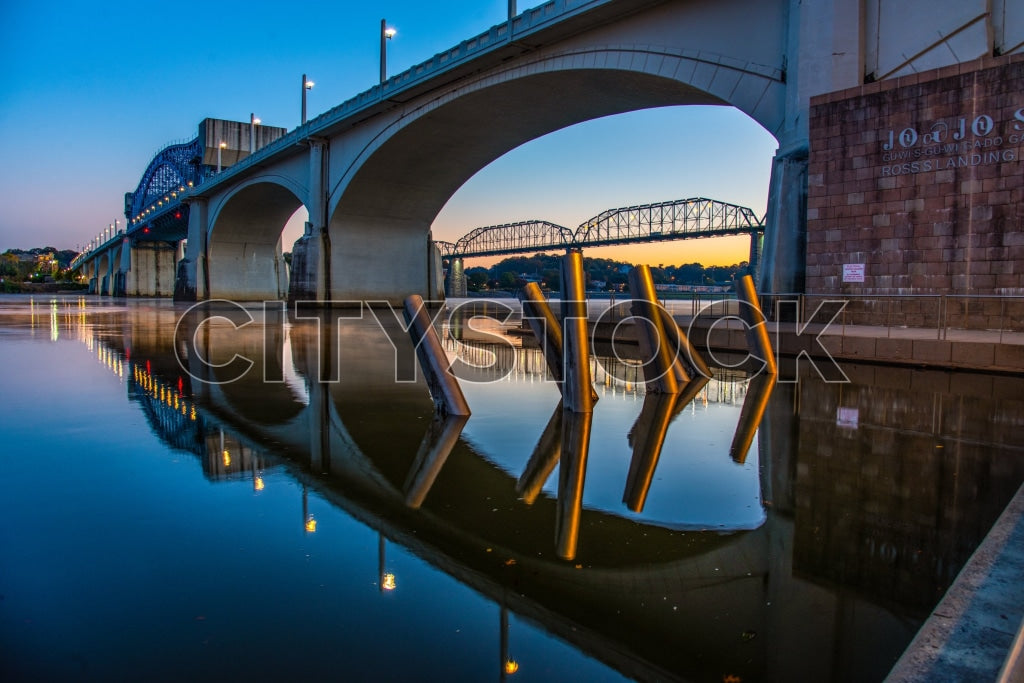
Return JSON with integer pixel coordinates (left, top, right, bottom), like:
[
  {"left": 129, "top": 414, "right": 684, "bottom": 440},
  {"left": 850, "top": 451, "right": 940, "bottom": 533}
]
[
  {"left": 207, "top": 177, "right": 306, "bottom": 300},
  {"left": 324, "top": 36, "right": 784, "bottom": 300}
]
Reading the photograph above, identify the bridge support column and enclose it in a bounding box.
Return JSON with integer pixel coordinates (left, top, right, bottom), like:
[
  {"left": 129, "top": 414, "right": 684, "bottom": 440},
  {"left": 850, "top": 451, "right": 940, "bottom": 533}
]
[
  {"left": 446, "top": 257, "right": 467, "bottom": 298},
  {"left": 126, "top": 241, "right": 178, "bottom": 297},
  {"left": 175, "top": 198, "right": 209, "bottom": 301},
  {"left": 759, "top": 149, "right": 808, "bottom": 296},
  {"left": 290, "top": 139, "right": 329, "bottom": 302},
  {"left": 428, "top": 240, "right": 444, "bottom": 301},
  {"left": 290, "top": 227, "right": 330, "bottom": 302},
  {"left": 113, "top": 238, "right": 130, "bottom": 297},
  {"left": 99, "top": 247, "right": 116, "bottom": 296},
  {"left": 748, "top": 231, "right": 763, "bottom": 280}
]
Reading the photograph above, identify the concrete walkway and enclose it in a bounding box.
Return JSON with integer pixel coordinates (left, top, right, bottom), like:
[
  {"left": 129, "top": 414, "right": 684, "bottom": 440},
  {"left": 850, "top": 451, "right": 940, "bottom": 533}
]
[{"left": 886, "top": 483, "right": 1024, "bottom": 682}]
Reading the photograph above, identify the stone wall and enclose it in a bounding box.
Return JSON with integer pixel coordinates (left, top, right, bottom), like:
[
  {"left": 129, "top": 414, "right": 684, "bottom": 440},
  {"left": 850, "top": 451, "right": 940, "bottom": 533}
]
[{"left": 806, "top": 54, "right": 1024, "bottom": 328}]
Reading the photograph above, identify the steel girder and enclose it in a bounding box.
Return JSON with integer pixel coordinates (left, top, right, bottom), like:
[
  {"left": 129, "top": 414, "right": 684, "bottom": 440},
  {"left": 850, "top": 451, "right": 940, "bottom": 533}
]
[
  {"left": 574, "top": 197, "right": 763, "bottom": 247},
  {"left": 451, "top": 220, "right": 574, "bottom": 257},
  {"left": 125, "top": 138, "right": 204, "bottom": 223},
  {"left": 440, "top": 198, "right": 765, "bottom": 258}
]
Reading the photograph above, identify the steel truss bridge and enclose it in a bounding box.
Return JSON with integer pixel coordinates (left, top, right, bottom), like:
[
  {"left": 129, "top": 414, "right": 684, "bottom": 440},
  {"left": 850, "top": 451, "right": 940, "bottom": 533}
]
[{"left": 436, "top": 197, "right": 764, "bottom": 259}]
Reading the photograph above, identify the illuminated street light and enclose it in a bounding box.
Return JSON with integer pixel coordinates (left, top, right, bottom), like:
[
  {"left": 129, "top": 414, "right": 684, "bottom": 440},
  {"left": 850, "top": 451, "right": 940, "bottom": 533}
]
[
  {"left": 380, "top": 19, "right": 396, "bottom": 84},
  {"left": 250, "top": 113, "right": 261, "bottom": 154},
  {"left": 301, "top": 74, "right": 314, "bottom": 125},
  {"left": 217, "top": 141, "right": 227, "bottom": 172}
]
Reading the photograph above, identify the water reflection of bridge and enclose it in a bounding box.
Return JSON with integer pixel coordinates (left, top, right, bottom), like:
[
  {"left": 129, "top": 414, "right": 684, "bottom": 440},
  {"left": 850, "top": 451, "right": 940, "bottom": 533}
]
[{"left": 49, "top": 298, "right": 1024, "bottom": 683}]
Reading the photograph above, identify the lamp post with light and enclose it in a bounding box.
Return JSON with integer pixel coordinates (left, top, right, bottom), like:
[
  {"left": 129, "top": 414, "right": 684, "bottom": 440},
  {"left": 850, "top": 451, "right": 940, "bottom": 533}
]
[
  {"left": 217, "top": 141, "right": 227, "bottom": 173},
  {"left": 250, "top": 113, "right": 261, "bottom": 155},
  {"left": 380, "top": 19, "right": 396, "bottom": 84},
  {"left": 301, "top": 74, "right": 315, "bottom": 125}
]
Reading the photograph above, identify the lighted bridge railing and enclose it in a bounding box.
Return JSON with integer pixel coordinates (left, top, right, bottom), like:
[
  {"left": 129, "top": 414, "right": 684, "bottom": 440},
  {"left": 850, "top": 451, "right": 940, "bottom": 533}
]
[{"left": 442, "top": 197, "right": 765, "bottom": 258}]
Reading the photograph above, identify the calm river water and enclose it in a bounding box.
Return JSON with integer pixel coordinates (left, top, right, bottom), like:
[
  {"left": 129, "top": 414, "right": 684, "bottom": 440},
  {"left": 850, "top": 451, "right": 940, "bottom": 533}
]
[{"left": 1, "top": 295, "right": 1022, "bottom": 681}]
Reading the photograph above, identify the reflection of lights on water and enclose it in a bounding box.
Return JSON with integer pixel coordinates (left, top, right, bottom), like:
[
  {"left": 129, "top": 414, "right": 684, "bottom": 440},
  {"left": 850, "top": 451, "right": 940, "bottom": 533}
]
[
  {"left": 222, "top": 450, "right": 231, "bottom": 468},
  {"left": 381, "top": 573, "right": 396, "bottom": 591},
  {"left": 254, "top": 476, "right": 265, "bottom": 491},
  {"left": 305, "top": 516, "right": 317, "bottom": 533},
  {"left": 504, "top": 659, "right": 519, "bottom": 675}
]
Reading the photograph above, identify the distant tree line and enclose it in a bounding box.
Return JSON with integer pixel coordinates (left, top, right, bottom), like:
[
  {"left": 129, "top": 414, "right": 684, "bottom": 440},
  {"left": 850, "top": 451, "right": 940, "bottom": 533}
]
[
  {"left": 461, "top": 252, "right": 749, "bottom": 293},
  {"left": 1, "top": 247, "right": 81, "bottom": 290}
]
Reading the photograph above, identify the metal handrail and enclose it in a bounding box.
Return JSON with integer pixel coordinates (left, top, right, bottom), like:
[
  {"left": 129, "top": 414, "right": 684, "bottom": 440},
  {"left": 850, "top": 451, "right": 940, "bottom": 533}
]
[{"left": 760, "top": 293, "right": 1024, "bottom": 341}]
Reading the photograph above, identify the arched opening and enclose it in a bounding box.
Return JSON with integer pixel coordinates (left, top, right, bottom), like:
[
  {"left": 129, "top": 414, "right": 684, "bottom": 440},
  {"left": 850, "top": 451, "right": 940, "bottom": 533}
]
[
  {"left": 437, "top": 105, "right": 777, "bottom": 287},
  {"left": 208, "top": 182, "right": 305, "bottom": 300},
  {"left": 328, "top": 63, "right": 778, "bottom": 301}
]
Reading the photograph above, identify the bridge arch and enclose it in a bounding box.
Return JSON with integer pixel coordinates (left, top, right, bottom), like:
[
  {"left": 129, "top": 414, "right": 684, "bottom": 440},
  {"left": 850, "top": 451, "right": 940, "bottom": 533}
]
[
  {"left": 127, "top": 139, "right": 203, "bottom": 222},
  {"left": 207, "top": 176, "right": 307, "bottom": 300},
  {"left": 326, "top": 39, "right": 783, "bottom": 299}
]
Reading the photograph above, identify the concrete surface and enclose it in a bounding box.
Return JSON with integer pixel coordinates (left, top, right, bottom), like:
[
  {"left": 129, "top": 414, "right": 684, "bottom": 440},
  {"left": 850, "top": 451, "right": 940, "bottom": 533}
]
[{"left": 886, "top": 483, "right": 1024, "bottom": 682}]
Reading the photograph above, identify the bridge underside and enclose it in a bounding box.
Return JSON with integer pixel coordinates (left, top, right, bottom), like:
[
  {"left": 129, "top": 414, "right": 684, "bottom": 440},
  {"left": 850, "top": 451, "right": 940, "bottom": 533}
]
[
  {"left": 209, "top": 183, "right": 298, "bottom": 300},
  {"left": 308, "top": 69, "right": 731, "bottom": 303}
]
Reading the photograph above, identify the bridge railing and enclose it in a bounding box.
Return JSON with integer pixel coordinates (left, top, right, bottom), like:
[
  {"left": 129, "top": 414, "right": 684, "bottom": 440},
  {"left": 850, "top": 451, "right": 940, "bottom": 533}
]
[{"left": 761, "top": 293, "right": 1024, "bottom": 338}]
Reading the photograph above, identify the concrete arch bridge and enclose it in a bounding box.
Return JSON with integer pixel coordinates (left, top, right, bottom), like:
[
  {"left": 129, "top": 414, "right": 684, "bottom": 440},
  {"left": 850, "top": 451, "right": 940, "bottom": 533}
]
[{"left": 69, "top": 0, "right": 1016, "bottom": 302}]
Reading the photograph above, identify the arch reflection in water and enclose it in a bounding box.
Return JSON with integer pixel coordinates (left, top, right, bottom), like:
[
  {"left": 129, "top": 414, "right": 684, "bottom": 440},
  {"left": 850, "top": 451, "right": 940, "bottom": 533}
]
[{"left": 46, "top": 299, "right": 1024, "bottom": 682}]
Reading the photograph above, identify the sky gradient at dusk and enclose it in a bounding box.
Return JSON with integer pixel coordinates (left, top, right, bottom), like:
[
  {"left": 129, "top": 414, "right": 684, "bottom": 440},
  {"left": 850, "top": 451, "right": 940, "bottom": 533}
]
[{"left": 0, "top": 0, "right": 778, "bottom": 266}]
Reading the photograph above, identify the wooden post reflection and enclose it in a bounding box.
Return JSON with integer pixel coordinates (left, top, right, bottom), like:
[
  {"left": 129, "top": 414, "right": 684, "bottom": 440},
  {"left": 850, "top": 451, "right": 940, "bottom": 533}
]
[
  {"left": 555, "top": 409, "right": 592, "bottom": 560},
  {"left": 403, "top": 415, "right": 469, "bottom": 508},
  {"left": 623, "top": 392, "right": 679, "bottom": 512},
  {"left": 730, "top": 374, "right": 776, "bottom": 464},
  {"left": 516, "top": 403, "right": 563, "bottom": 505},
  {"left": 499, "top": 605, "right": 516, "bottom": 679},
  {"left": 623, "top": 375, "right": 710, "bottom": 512}
]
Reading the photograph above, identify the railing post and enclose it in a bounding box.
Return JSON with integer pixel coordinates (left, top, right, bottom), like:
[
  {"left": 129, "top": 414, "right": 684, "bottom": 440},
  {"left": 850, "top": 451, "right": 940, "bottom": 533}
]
[
  {"left": 886, "top": 296, "right": 892, "bottom": 338},
  {"left": 1000, "top": 297, "right": 1006, "bottom": 344}
]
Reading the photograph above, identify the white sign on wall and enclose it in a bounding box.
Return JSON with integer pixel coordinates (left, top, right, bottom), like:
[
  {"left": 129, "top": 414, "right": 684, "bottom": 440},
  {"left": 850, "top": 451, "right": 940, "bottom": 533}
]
[
  {"left": 843, "top": 263, "right": 865, "bottom": 283},
  {"left": 836, "top": 407, "right": 859, "bottom": 429}
]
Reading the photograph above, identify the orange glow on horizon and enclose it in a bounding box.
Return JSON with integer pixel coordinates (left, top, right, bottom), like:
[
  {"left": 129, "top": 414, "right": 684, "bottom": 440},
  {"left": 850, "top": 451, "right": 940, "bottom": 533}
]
[{"left": 457, "top": 235, "right": 752, "bottom": 271}]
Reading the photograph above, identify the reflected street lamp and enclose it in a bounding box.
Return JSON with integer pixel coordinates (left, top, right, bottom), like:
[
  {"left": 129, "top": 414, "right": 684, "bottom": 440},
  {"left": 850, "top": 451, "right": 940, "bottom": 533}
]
[
  {"left": 380, "top": 19, "right": 396, "bottom": 84},
  {"left": 250, "top": 113, "right": 261, "bottom": 155},
  {"left": 301, "top": 74, "right": 315, "bottom": 125}
]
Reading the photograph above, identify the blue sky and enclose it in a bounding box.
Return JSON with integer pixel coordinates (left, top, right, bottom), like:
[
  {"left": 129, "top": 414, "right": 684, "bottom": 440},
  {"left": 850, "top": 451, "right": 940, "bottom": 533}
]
[{"left": 0, "top": 0, "right": 778, "bottom": 265}]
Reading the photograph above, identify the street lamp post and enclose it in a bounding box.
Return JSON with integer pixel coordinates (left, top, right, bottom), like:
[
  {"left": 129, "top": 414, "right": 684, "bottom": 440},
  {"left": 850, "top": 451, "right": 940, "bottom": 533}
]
[
  {"left": 380, "top": 19, "right": 396, "bottom": 84},
  {"left": 301, "top": 74, "right": 315, "bottom": 125},
  {"left": 250, "top": 113, "right": 261, "bottom": 155},
  {"left": 217, "top": 141, "right": 226, "bottom": 172}
]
